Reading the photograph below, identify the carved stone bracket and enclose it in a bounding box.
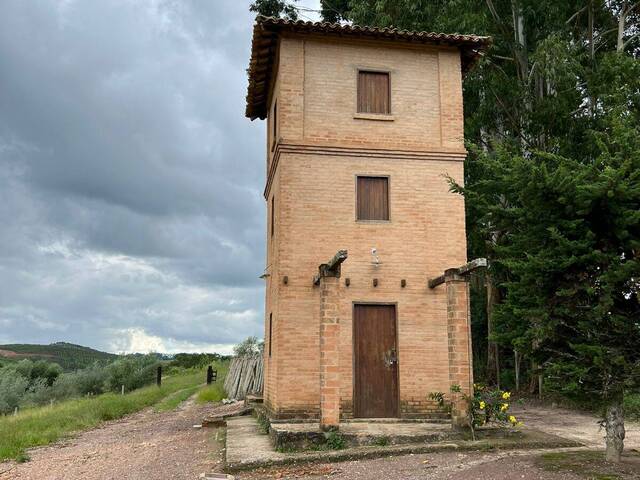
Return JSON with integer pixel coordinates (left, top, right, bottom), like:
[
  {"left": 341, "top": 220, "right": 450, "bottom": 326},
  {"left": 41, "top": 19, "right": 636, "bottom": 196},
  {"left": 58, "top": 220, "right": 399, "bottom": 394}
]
[
  {"left": 428, "top": 258, "right": 487, "bottom": 289},
  {"left": 313, "top": 250, "right": 348, "bottom": 285}
]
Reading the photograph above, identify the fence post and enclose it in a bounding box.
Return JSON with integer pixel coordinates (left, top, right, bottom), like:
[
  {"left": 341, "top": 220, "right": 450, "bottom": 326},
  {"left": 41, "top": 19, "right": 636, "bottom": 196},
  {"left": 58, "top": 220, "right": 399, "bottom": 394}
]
[
  {"left": 157, "top": 365, "right": 162, "bottom": 386},
  {"left": 121, "top": 384, "right": 125, "bottom": 395},
  {"left": 207, "top": 365, "right": 213, "bottom": 385},
  {"left": 14, "top": 406, "right": 18, "bottom": 416}
]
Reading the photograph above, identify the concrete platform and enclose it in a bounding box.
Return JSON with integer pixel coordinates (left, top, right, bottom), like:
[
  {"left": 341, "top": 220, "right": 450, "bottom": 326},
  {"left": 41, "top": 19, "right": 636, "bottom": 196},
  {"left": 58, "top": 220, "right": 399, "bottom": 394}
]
[
  {"left": 224, "top": 415, "right": 583, "bottom": 472},
  {"left": 270, "top": 420, "right": 460, "bottom": 450}
]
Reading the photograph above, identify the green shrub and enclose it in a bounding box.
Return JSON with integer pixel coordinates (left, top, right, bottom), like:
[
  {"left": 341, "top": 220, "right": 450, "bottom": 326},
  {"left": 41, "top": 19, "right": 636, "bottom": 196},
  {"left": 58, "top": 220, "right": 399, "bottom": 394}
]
[
  {"left": 0, "top": 371, "right": 28, "bottom": 414},
  {"left": 324, "top": 430, "right": 346, "bottom": 450},
  {"left": 373, "top": 436, "right": 390, "bottom": 446},
  {"left": 104, "top": 355, "right": 159, "bottom": 393}
]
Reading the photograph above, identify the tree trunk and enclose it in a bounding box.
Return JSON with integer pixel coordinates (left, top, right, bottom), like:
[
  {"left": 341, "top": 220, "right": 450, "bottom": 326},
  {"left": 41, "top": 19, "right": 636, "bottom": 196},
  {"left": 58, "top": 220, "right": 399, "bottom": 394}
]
[
  {"left": 486, "top": 275, "right": 501, "bottom": 388},
  {"left": 588, "top": 0, "right": 595, "bottom": 63},
  {"left": 529, "top": 359, "right": 538, "bottom": 395},
  {"left": 605, "top": 401, "right": 625, "bottom": 463},
  {"left": 514, "top": 349, "right": 520, "bottom": 391},
  {"left": 617, "top": 1, "right": 628, "bottom": 53}
]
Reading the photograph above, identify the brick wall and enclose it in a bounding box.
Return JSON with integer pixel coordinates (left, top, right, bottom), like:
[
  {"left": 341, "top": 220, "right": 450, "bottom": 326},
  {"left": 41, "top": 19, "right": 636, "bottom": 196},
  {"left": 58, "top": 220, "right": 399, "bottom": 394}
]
[{"left": 262, "top": 34, "right": 469, "bottom": 420}]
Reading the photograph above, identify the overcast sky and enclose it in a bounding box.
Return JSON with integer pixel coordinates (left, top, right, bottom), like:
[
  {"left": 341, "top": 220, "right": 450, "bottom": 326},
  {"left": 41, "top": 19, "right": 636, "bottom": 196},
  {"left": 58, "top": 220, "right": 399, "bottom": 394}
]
[{"left": 0, "top": 1, "right": 320, "bottom": 355}]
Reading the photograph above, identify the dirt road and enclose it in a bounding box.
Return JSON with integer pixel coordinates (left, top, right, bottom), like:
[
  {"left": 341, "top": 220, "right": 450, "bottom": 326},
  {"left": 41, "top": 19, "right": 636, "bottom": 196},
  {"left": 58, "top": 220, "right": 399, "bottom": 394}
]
[{"left": 0, "top": 398, "right": 223, "bottom": 480}]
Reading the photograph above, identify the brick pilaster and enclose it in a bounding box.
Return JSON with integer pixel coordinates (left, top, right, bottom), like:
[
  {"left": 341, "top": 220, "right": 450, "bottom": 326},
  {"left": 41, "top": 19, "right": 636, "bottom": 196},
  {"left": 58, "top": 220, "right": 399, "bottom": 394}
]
[
  {"left": 445, "top": 269, "right": 473, "bottom": 428},
  {"left": 319, "top": 275, "right": 341, "bottom": 429}
]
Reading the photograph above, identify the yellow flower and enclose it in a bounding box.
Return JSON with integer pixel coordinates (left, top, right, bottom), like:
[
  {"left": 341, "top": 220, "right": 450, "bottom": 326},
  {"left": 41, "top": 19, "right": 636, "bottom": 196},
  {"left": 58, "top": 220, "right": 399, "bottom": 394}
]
[
  {"left": 509, "top": 415, "right": 517, "bottom": 424},
  {"left": 502, "top": 392, "right": 511, "bottom": 400},
  {"left": 500, "top": 403, "right": 509, "bottom": 412},
  {"left": 479, "top": 401, "right": 486, "bottom": 410}
]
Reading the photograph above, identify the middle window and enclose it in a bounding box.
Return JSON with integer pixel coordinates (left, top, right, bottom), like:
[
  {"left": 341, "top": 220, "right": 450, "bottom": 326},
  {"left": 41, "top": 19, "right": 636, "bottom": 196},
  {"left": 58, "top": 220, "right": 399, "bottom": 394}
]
[{"left": 357, "top": 176, "right": 389, "bottom": 221}]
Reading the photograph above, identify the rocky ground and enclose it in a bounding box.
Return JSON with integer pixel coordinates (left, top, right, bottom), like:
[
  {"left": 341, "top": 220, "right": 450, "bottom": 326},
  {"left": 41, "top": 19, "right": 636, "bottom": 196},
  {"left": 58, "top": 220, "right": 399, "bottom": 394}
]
[
  {"left": 237, "top": 449, "right": 640, "bottom": 480},
  {"left": 0, "top": 398, "right": 224, "bottom": 480}
]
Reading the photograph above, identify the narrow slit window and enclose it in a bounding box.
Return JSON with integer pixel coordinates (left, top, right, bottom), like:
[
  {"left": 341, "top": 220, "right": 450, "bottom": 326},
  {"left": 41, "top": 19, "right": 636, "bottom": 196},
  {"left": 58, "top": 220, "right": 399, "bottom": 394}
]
[
  {"left": 271, "top": 100, "right": 277, "bottom": 150},
  {"left": 357, "top": 176, "right": 389, "bottom": 221},
  {"left": 357, "top": 71, "right": 390, "bottom": 114},
  {"left": 268, "top": 313, "right": 273, "bottom": 357},
  {"left": 271, "top": 195, "right": 275, "bottom": 237}
]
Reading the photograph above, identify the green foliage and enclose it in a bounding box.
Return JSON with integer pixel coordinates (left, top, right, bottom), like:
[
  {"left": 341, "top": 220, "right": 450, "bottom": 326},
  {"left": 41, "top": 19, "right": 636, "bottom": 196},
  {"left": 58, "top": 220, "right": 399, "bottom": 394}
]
[
  {"left": 103, "top": 355, "right": 160, "bottom": 393},
  {"left": 170, "top": 353, "right": 230, "bottom": 370},
  {"left": 0, "top": 342, "right": 117, "bottom": 370},
  {"left": 255, "top": 410, "right": 271, "bottom": 434},
  {"left": 249, "top": 0, "right": 299, "bottom": 20},
  {"left": 0, "top": 355, "right": 166, "bottom": 414},
  {"left": 624, "top": 393, "right": 640, "bottom": 421},
  {"left": 373, "top": 436, "right": 390, "bottom": 446},
  {"left": 0, "top": 371, "right": 28, "bottom": 414},
  {"left": 233, "top": 336, "right": 264, "bottom": 356},
  {"left": 470, "top": 384, "right": 520, "bottom": 428},
  {"left": 323, "top": 430, "right": 346, "bottom": 450},
  {"left": 428, "top": 391, "right": 446, "bottom": 407},
  {"left": 0, "top": 370, "right": 203, "bottom": 461}
]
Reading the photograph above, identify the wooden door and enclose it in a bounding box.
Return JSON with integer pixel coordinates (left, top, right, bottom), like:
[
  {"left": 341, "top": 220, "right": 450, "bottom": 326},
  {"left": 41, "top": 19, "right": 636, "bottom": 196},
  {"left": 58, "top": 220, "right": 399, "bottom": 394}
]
[{"left": 353, "top": 304, "right": 398, "bottom": 418}]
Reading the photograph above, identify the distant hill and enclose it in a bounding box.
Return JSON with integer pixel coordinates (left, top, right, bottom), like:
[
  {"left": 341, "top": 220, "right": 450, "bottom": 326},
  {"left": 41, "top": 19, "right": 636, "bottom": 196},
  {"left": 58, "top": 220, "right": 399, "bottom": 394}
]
[{"left": 0, "top": 342, "right": 118, "bottom": 370}]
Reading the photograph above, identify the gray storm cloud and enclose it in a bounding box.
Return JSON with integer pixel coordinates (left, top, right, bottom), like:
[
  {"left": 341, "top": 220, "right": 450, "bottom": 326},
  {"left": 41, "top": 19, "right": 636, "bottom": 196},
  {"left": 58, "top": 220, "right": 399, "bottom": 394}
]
[{"left": 0, "top": 0, "right": 317, "bottom": 353}]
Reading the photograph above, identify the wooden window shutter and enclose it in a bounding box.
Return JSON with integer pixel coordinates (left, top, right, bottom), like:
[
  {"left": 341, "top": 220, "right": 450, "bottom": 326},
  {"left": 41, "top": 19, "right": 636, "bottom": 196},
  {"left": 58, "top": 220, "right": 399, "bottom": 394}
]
[
  {"left": 357, "top": 71, "right": 390, "bottom": 114},
  {"left": 357, "top": 176, "right": 389, "bottom": 221}
]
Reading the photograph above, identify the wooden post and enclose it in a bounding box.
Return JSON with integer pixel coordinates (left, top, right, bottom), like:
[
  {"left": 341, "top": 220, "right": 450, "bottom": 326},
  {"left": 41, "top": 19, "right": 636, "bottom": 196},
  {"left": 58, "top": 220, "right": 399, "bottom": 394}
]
[
  {"left": 157, "top": 365, "right": 162, "bottom": 386},
  {"left": 121, "top": 384, "right": 125, "bottom": 395}
]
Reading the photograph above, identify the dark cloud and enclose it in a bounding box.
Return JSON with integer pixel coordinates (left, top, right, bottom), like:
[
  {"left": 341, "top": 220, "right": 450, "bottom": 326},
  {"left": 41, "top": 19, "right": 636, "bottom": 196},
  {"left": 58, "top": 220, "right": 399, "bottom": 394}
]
[{"left": 0, "top": 0, "right": 321, "bottom": 353}]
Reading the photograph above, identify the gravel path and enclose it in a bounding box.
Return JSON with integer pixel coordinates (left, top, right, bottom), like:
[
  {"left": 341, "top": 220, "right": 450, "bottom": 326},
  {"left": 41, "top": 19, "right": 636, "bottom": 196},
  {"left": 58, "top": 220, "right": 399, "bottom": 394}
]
[
  {"left": 237, "top": 450, "right": 587, "bottom": 480},
  {"left": 513, "top": 402, "right": 640, "bottom": 449},
  {"left": 0, "top": 398, "right": 224, "bottom": 480}
]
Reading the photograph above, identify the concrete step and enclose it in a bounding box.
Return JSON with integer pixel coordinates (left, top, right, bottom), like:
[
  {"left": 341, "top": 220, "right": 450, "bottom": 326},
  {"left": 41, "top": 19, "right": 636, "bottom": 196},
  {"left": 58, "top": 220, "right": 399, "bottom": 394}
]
[{"left": 270, "top": 421, "right": 462, "bottom": 451}]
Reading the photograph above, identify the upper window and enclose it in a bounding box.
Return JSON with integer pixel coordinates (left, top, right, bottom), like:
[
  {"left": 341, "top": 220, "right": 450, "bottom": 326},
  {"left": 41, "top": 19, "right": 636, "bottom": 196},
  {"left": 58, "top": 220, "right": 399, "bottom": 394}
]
[
  {"left": 357, "top": 176, "right": 389, "bottom": 221},
  {"left": 357, "top": 71, "right": 390, "bottom": 115}
]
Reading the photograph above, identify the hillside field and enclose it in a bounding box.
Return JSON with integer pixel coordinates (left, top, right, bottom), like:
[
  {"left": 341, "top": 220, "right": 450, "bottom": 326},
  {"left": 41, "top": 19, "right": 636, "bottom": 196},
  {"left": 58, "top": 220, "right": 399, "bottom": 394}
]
[{"left": 0, "top": 342, "right": 117, "bottom": 370}]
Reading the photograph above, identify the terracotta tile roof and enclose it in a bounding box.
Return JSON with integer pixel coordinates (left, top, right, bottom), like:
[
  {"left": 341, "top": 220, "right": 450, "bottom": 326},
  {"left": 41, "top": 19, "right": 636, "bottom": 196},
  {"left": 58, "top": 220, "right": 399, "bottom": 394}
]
[{"left": 246, "top": 16, "right": 492, "bottom": 120}]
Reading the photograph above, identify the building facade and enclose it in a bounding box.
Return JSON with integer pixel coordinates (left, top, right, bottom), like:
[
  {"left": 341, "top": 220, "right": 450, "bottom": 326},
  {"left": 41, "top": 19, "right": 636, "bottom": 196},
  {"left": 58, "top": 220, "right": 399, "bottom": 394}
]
[{"left": 246, "top": 17, "right": 490, "bottom": 427}]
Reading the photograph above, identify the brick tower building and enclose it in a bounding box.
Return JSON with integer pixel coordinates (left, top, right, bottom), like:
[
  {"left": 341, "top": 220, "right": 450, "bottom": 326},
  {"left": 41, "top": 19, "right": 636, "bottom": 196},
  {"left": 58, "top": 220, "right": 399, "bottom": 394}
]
[{"left": 246, "top": 17, "right": 490, "bottom": 428}]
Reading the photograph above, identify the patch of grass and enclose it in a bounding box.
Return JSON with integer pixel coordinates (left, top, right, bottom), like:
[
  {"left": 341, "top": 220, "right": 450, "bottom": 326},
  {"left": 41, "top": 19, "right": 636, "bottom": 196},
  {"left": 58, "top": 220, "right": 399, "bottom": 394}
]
[
  {"left": 0, "top": 370, "right": 204, "bottom": 462},
  {"left": 154, "top": 384, "right": 202, "bottom": 412},
  {"left": 256, "top": 413, "right": 270, "bottom": 434},
  {"left": 372, "top": 436, "right": 390, "bottom": 447},
  {"left": 195, "top": 383, "right": 226, "bottom": 403},
  {"left": 195, "top": 361, "right": 229, "bottom": 404},
  {"left": 537, "top": 450, "right": 640, "bottom": 480}
]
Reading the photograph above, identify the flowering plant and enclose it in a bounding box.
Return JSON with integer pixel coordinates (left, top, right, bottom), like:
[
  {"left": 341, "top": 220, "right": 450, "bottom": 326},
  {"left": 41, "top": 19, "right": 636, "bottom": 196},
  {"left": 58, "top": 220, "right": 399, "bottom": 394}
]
[{"left": 469, "top": 383, "right": 522, "bottom": 429}]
